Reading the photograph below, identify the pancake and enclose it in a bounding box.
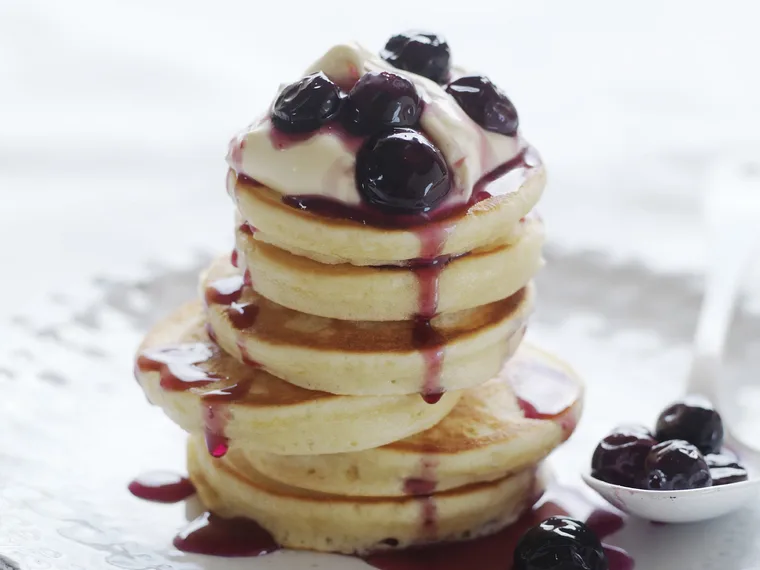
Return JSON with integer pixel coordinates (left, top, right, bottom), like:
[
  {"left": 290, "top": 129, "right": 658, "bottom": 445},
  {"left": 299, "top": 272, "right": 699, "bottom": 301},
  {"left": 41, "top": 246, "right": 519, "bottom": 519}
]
[
  {"left": 229, "top": 160, "right": 545, "bottom": 266},
  {"left": 201, "top": 255, "right": 534, "bottom": 396},
  {"left": 135, "top": 303, "right": 460, "bottom": 456},
  {"left": 245, "top": 344, "right": 583, "bottom": 496},
  {"left": 234, "top": 213, "right": 544, "bottom": 322},
  {"left": 187, "top": 434, "right": 545, "bottom": 554}
]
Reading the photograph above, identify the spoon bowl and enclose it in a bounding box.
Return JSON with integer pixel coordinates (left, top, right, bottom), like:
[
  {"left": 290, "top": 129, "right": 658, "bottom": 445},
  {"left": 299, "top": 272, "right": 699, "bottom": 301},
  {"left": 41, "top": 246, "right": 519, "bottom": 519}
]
[{"left": 582, "top": 452, "right": 760, "bottom": 524}]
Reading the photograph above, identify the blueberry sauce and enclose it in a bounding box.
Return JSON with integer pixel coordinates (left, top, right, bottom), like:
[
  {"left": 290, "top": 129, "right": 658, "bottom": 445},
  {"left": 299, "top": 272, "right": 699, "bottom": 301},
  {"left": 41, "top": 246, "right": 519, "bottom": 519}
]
[
  {"left": 411, "top": 223, "right": 454, "bottom": 404},
  {"left": 585, "top": 509, "right": 626, "bottom": 539},
  {"left": 205, "top": 276, "right": 245, "bottom": 305},
  {"left": 136, "top": 344, "right": 219, "bottom": 391},
  {"left": 205, "top": 276, "right": 259, "bottom": 330},
  {"left": 364, "top": 495, "right": 633, "bottom": 570},
  {"left": 136, "top": 336, "right": 256, "bottom": 459},
  {"left": 128, "top": 471, "right": 196, "bottom": 503},
  {"left": 508, "top": 359, "right": 581, "bottom": 438},
  {"left": 268, "top": 121, "right": 364, "bottom": 152},
  {"left": 227, "top": 303, "right": 259, "bottom": 330},
  {"left": 239, "top": 222, "right": 256, "bottom": 235},
  {"left": 471, "top": 147, "right": 538, "bottom": 202},
  {"left": 173, "top": 512, "right": 279, "bottom": 557},
  {"left": 163, "top": 487, "right": 632, "bottom": 568},
  {"left": 279, "top": 147, "right": 537, "bottom": 229},
  {"left": 414, "top": 317, "right": 445, "bottom": 405},
  {"left": 403, "top": 457, "right": 440, "bottom": 538},
  {"left": 201, "top": 378, "right": 254, "bottom": 458}
]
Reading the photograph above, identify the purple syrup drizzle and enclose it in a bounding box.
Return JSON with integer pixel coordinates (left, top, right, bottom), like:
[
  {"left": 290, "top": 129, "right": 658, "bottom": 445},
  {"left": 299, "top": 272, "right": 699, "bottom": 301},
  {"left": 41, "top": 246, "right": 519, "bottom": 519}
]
[
  {"left": 201, "top": 379, "right": 254, "bottom": 458},
  {"left": 159, "top": 486, "right": 633, "bottom": 569},
  {"left": 136, "top": 344, "right": 219, "bottom": 391},
  {"left": 173, "top": 512, "right": 279, "bottom": 557},
  {"left": 205, "top": 275, "right": 245, "bottom": 305},
  {"left": 128, "top": 471, "right": 196, "bottom": 503},
  {"left": 268, "top": 121, "right": 364, "bottom": 153},
  {"left": 280, "top": 148, "right": 534, "bottom": 229}
]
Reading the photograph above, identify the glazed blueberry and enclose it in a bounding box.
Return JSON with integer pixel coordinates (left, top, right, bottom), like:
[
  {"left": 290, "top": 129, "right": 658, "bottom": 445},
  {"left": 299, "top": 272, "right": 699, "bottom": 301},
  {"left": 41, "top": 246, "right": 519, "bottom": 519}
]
[
  {"left": 654, "top": 395, "right": 724, "bottom": 454},
  {"left": 514, "top": 517, "right": 608, "bottom": 570},
  {"left": 341, "top": 71, "right": 421, "bottom": 135},
  {"left": 380, "top": 31, "right": 451, "bottom": 84},
  {"left": 271, "top": 72, "right": 342, "bottom": 134},
  {"left": 356, "top": 128, "right": 451, "bottom": 214},
  {"left": 643, "top": 440, "right": 712, "bottom": 490},
  {"left": 446, "top": 75, "right": 519, "bottom": 136},
  {"left": 591, "top": 425, "right": 657, "bottom": 488},
  {"left": 705, "top": 452, "right": 749, "bottom": 485}
]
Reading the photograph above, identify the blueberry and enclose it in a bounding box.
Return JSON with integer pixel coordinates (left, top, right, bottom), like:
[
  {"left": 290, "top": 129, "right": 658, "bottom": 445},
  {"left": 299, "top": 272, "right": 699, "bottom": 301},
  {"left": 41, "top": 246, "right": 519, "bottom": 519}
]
[
  {"left": 654, "top": 395, "right": 723, "bottom": 454},
  {"left": 591, "top": 425, "right": 657, "bottom": 488},
  {"left": 514, "top": 517, "right": 608, "bottom": 570},
  {"left": 643, "top": 440, "right": 712, "bottom": 490},
  {"left": 446, "top": 75, "right": 519, "bottom": 136},
  {"left": 271, "top": 72, "right": 342, "bottom": 134},
  {"left": 341, "top": 71, "right": 421, "bottom": 135},
  {"left": 356, "top": 128, "right": 451, "bottom": 214},
  {"left": 380, "top": 31, "right": 451, "bottom": 84},
  {"left": 705, "top": 452, "right": 749, "bottom": 485}
]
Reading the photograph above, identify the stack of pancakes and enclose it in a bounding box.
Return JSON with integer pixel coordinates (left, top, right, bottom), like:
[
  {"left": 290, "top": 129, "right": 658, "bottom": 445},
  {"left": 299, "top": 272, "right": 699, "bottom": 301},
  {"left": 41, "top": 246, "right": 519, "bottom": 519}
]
[
  {"left": 133, "top": 38, "right": 586, "bottom": 553},
  {"left": 134, "top": 154, "right": 584, "bottom": 554}
]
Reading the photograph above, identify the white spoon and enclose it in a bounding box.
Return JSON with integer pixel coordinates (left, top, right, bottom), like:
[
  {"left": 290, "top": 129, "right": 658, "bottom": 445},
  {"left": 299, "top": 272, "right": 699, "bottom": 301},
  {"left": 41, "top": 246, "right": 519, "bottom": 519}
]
[{"left": 583, "top": 150, "right": 760, "bottom": 523}]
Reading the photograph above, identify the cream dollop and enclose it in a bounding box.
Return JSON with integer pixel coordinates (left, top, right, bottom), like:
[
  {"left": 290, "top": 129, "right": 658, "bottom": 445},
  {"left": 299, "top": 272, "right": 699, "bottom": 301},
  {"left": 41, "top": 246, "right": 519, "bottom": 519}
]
[{"left": 227, "top": 42, "right": 524, "bottom": 206}]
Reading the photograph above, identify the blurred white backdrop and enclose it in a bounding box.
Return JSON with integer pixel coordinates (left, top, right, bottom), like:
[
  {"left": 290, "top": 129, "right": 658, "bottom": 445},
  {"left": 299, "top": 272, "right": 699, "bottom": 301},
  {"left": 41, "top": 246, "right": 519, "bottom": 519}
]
[{"left": 2, "top": 0, "right": 760, "bottom": 318}]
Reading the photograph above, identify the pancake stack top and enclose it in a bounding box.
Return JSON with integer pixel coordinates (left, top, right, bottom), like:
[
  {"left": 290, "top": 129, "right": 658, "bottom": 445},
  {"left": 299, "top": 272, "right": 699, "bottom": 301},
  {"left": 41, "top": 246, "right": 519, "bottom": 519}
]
[{"left": 134, "top": 32, "right": 584, "bottom": 555}]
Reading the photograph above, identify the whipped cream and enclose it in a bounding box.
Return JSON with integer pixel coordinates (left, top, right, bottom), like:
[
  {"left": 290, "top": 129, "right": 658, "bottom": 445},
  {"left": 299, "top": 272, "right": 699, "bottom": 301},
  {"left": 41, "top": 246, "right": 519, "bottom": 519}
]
[{"left": 227, "top": 43, "right": 525, "bottom": 206}]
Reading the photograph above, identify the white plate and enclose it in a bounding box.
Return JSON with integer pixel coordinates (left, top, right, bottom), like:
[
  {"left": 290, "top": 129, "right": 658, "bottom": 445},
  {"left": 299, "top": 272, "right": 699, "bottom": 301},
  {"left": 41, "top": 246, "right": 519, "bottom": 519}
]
[{"left": 2, "top": 248, "right": 760, "bottom": 570}]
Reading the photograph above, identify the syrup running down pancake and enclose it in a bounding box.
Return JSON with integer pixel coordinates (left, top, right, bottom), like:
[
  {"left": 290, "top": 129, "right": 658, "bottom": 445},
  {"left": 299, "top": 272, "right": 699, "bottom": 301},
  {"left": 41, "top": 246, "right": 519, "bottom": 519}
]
[
  {"left": 201, "top": 254, "right": 534, "bottom": 396},
  {"left": 134, "top": 303, "right": 460, "bottom": 456},
  {"left": 245, "top": 344, "right": 584, "bottom": 496},
  {"left": 233, "top": 212, "right": 544, "bottom": 321},
  {"left": 188, "top": 434, "right": 547, "bottom": 554}
]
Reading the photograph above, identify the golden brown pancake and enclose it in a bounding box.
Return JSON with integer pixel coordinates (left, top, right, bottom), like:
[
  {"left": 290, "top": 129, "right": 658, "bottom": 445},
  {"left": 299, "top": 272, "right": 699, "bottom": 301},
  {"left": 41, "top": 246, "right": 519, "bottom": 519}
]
[
  {"left": 188, "top": 434, "right": 545, "bottom": 554},
  {"left": 245, "top": 344, "right": 583, "bottom": 496},
  {"left": 229, "top": 161, "right": 545, "bottom": 266},
  {"left": 134, "top": 302, "right": 460, "bottom": 456},
  {"left": 201, "top": 254, "right": 534, "bottom": 396},
  {"left": 233, "top": 213, "right": 544, "bottom": 321}
]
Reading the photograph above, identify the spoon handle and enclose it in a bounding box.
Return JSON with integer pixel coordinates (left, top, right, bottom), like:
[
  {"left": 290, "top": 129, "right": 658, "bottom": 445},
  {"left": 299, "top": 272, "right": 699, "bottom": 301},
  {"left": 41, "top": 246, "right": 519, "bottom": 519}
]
[{"left": 686, "top": 224, "right": 757, "bottom": 403}]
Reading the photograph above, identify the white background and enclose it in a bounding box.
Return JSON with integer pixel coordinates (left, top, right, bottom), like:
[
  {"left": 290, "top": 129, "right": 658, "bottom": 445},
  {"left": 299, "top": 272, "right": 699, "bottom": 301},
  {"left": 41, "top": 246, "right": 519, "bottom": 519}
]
[{"left": 3, "top": 0, "right": 760, "bottom": 316}]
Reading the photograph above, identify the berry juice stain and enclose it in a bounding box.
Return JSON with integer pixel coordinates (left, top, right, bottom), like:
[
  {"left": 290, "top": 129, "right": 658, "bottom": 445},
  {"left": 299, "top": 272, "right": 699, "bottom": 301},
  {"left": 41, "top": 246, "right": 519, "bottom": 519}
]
[
  {"left": 201, "top": 379, "right": 254, "bottom": 458},
  {"left": 364, "top": 494, "right": 632, "bottom": 570},
  {"left": 508, "top": 359, "right": 581, "bottom": 438},
  {"left": 173, "top": 512, "right": 279, "bottom": 557},
  {"left": 136, "top": 344, "right": 220, "bottom": 391},
  {"left": 279, "top": 148, "right": 538, "bottom": 229},
  {"left": 128, "top": 471, "right": 195, "bottom": 503},
  {"left": 403, "top": 457, "right": 440, "bottom": 539},
  {"left": 205, "top": 276, "right": 245, "bottom": 305},
  {"left": 204, "top": 275, "right": 259, "bottom": 330}
]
